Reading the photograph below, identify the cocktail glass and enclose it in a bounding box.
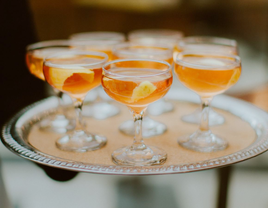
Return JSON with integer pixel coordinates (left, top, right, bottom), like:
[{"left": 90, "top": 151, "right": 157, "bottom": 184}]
[
  {"left": 174, "top": 51, "right": 241, "bottom": 152},
  {"left": 112, "top": 42, "right": 173, "bottom": 137},
  {"left": 69, "top": 32, "right": 126, "bottom": 119},
  {"left": 70, "top": 31, "right": 125, "bottom": 42},
  {"left": 43, "top": 51, "right": 108, "bottom": 152},
  {"left": 128, "top": 29, "right": 183, "bottom": 48},
  {"left": 102, "top": 59, "right": 173, "bottom": 165},
  {"left": 175, "top": 36, "right": 238, "bottom": 126},
  {"left": 128, "top": 29, "right": 184, "bottom": 116},
  {"left": 26, "top": 40, "right": 75, "bottom": 133}
]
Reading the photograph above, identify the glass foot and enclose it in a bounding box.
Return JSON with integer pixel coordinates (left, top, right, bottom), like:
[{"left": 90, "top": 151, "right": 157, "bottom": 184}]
[
  {"left": 82, "top": 102, "right": 120, "bottom": 119},
  {"left": 182, "top": 107, "right": 225, "bottom": 126},
  {"left": 178, "top": 130, "right": 228, "bottom": 152},
  {"left": 39, "top": 114, "right": 75, "bottom": 134},
  {"left": 119, "top": 117, "right": 167, "bottom": 138},
  {"left": 56, "top": 130, "right": 107, "bottom": 152},
  {"left": 112, "top": 145, "right": 167, "bottom": 166},
  {"left": 147, "top": 99, "right": 174, "bottom": 116}
]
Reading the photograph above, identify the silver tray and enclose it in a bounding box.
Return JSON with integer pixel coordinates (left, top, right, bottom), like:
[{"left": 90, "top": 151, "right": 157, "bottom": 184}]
[{"left": 2, "top": 90, "right": 268, "bottom": 175}]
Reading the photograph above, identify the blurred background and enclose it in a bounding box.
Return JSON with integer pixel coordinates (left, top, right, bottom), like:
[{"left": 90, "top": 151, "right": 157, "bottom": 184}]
[{"left": 1, "top": 0, "right": 268, "bottom": 207}]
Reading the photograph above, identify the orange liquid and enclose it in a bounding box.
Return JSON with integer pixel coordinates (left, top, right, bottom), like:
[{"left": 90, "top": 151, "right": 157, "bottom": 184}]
[
  {"left": 26, "top": 53, "right": 45, "bottom": 80},
  {"left": 174, "top": 57, "right": 241, "bottom": 97},
  {"left": 44, "top": 66, "right": 102, "bottom": 100},
  {"left": 102, "top": 69, "right": 172, "bottom": 113}
]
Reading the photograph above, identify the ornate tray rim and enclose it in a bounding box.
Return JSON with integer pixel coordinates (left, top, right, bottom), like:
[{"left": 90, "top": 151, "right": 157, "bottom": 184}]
[{"left": 2, "top": 90, "right": 268, "bottom": 175}]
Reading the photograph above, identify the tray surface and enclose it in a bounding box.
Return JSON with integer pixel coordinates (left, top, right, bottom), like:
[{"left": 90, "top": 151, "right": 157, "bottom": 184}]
[{"left": 2, "top": 89, "right": 268, "bottom": 175}]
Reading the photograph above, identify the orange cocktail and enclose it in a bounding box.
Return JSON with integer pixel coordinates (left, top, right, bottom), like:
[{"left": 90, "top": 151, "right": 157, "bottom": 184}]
[
  {"left": 44, "top": 61, "right": 102, "bottom": 100},
  {"left": 26, "top": 40, "right": 70, "bottom": 81},
  {"left": 174, "top": 36, "right": 238, "bottom": 63},
  {"left": 26, "top": 40, "right": 75, "bottom": 133},
  {"left": 43, "top": 51, "right": 108, "bottom": 152},
  {"left": 175, "top": 36, "right": 238, "bottom": 55},
  {"left": 102, "top": 59, "right": 172, "bottom": 166},
  {"left": 69, "top": 40, "right": 119, "bottom": 61},
  {"left": 69, "top": 32, "right": 126, "bottom": 60},
  {"left": 103, "top": 67, "right": 172, "bottom": 113},
  {"left": 69, "top": 31, "right": 126, "bottom": 119},
  {"left": 128, "top": 29, "right": 183, "bottom": 48},
  {"left": 27, "top": 48, "right": 68, "bottom": 80},
  {"left": 174, "top": 55, "right": 241, "bottom": 97},
  {"left": 111, "top": 42, "right": 173, "bottom": 137},
  {"left": 174, "top": 52, "right": 241, "bottom": 152},
  {"left": 174, "top": 36, "right": 239, "bottom": 126},
  {"left": 112, "top": 43, "right": 173, "bottom": 64}
]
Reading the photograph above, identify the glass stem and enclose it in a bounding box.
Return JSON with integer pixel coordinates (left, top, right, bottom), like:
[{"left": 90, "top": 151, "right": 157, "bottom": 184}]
[
  {"left": 73, "top": 99, "right": 84, "bottom": 131},
  {"left": 97, "top": 86, "right": 104, "bottom": 103},
  {"left": 57, "top": 91, "right": 65, "bottom": 115},
  {"left": 199, "top": 97, "right": 212, "bottom": 132},
  {"left": 53, "top": 88, "right": 65, "bottom": 116},
  {"left": 131, "top": 110, "right": 146, "bottom": 151}
]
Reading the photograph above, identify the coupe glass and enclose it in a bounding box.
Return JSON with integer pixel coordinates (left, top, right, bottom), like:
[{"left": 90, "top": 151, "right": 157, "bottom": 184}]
[
  {"left": 102, "top": 59, "right": 173, "bottom": 165},
  {"left": 70, "top": 31, "right": 125, "bottom": 42},
  {"left": 43, "top": 51, "right": 108, "bottom": 152},
  {"left": 128, "top": 29, "right": 184, "bottom": 116},
  {"left": 128, "top": 29, "right": 183, "bottom": 48},
  {"left": 175, "top": 36, "right": 238, "bottom": 126},
  {"left": 174, "top": 51, "right": 241, "bottom": 152},
  {"left": 69, "top": 32, "right": 126, "bottom": 119},
  {"left": 112, "top": 42, "right": 173, "bottom": 137},
  {"left": 26, "top": 40, "right": 75, "bottom": 133}
]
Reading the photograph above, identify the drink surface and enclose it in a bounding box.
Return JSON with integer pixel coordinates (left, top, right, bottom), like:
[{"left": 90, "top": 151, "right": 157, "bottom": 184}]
[
  {"left": 174, "top": 44, "right": 238, "bottom": 55},
  {"left": 73, "top": 47, "right": 113, "bottom": 61},
  {"left": 174, "top": 56, "right": 241, "bottom": 97},
  {"left": 113, "top": 55, "right": 173, "bottom": 66},
  {"left": 102, "top": 68, "right": 172, "bottom": 113},
  {"left": 112, "top": 45, "right": 173, "bottom": 64},
  {"left": 26, "top": 48, "right": 67, "bottom": 80},
  {"left": 70, "top": 42, "right": 116, "bottom": 61},
  {"left": 44, "top": 57, "right": 103, "bottom": 100},
  {"left": 91, "top": 49, "right": 112, "bottom": 61},
  {"left": 129, "top": 29, "right": 183, "bottom": 48}
]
